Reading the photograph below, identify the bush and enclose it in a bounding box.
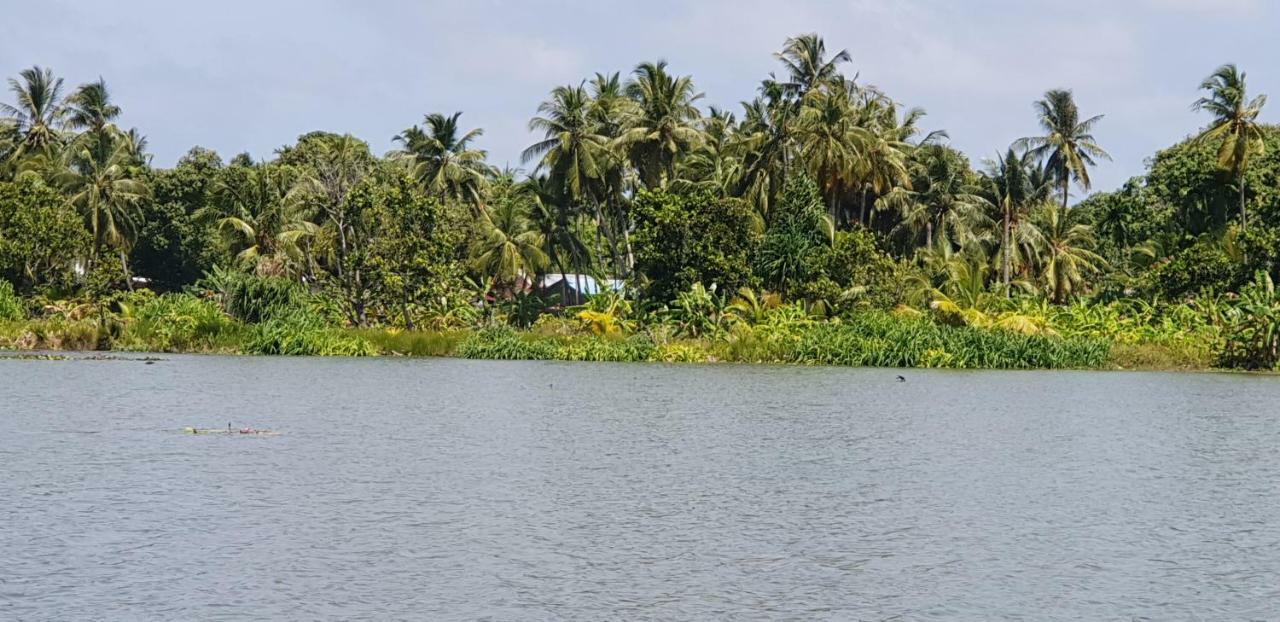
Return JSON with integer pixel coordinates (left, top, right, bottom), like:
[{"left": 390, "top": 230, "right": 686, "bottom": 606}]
[
  {"left": 0, "top": 280, "right": 23, "bottom": 321},
  {"left": 457, "top": 326, "right": 558, "bottom": 360},
  {"left": 116, "top": 292, "right": 244, "bottom": 353},
  {"left": 0, "top": 318, "right": 100, "bottom": 351},
  {"left": 246, "top": 309, "right": 377, "bottom": 356},
  {"left": 556, "top": 335, "right": 655, "bottom": 362},
  {"left": 722, "top": 311, "right": 1110, "bottom": 369},
  {"left": 1216, "top": 273, "right": 1280, "bottom": 370},
  {"left": 199, "top": 267, "right": 309, "bottom": 323}
]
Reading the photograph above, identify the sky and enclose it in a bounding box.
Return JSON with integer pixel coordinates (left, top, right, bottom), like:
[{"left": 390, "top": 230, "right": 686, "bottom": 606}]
[{"left": 3, "top": 0, "right": 1277, "bottom": 197}]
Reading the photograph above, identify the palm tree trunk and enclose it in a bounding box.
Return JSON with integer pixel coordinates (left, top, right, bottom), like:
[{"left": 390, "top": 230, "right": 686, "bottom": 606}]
[
  {"left": 1061, "top": 177, "right": 1069, "bottom": 211},
  {"left": 120, "top": 249, "right": 134, "bottom": 292},
  {"left": 1239, "top": 174, "right": 1247, "bottom": 232},
  {"left": 1002, "top": 204, "right": 1012, "bottom": 288}
]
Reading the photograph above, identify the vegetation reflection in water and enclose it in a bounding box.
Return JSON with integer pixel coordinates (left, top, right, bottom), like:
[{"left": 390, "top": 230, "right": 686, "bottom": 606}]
[{"left": 1, "top": 35, "right": 1279, "bottom": 370}]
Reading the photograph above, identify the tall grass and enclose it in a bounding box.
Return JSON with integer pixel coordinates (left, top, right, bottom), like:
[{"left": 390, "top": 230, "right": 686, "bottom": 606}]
[{"left": 116, "top": 293, "right": 245, "bottom": 353}]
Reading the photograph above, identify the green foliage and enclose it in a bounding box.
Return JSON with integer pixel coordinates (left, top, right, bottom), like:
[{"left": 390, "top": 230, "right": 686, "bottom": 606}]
[
  {"left": 457, "top": 326, "right": 558, "bottom": 360},
  {"left": 1137, "top": 238, "right": 1246, "bottom": 300},
  {"left": 556, "top": 334, "right": 656, "bottom": 362},
  {"left": 132, "top": 147, "right": 223, "bottom": 288},
  {"left": 732, "top": 312, "right": 1110, "bottom": 369},
  {"left": 245, "top": 308, "right": 376, "bottom": 356},
  {"left": 1217, "top": 273, "right": 1280, "bottom": 370},
  {"left": 755, "top": 177, "right": 828, "bottom": 294},
  {"left": 631, "top": 188, "right": 760, "bottom": 303},
  {"left": 665, "top": 282, "right": 728, "bottom": 337},
  {"left": 199, "top": 268, "right": 308, "bottom": 323},
  {"left": 115, "top": 292, "right": 243, "bottom": 352},
  {"left": 353, "top": 328, "right": 466, "bottom": 357},
  {"left": 0, "top": 178, "right": 90, "bottom": 291},
  {"left": 0, "top": 279, "right": 24, "bottom": 320}
]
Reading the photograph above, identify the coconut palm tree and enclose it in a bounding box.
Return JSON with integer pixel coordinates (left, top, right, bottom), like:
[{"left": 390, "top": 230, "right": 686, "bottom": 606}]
[
  {"left": 1031, "top": 201, "right": 1107, "bottom": 303},
  {"left": 794, "top": 84, "right": 868, "bottom": 224},
  {"left": 210, "top": 164, "right": 315, "bottom": 277},
  {"left": 618, "top": 61, "right": 704, "bottom": 188},
  {"left": 775, "top": 33, "right": 851, "bottom": 97},
  {"left": 66, "top": 78, "right": 120, "bottom": 134},
  {"left": 1018, "top": 89, "right": 1110, "bottom": 209},
  {"left": 393, "top": 112, "right": 492, "bottom": 206},
  {"left": 1192, "top": 63, "right": 1267, "bottom": 232},
  {"left": 1, "top": 66, "right": 66, "bottom": 164},
  {"left": 57, "top": 132, "right": 150, "bottom": 281},
  {"left": 524, "top": 83, "right": 608, "bottom": 203},
  {"left": 734, "top": 79, "right": 795, "bottom": 219},
  {"left": 880, "top": 144, "right": 990, "bottom": 252},
  {"left": 469, "top": 199, "right": 548, "bottom": 294},
  {"left": 679, "top": 106, "right": 740, "bottom": 197},
  {"left": 985, "top": 147, "right": 1045, "bottom": 286}
]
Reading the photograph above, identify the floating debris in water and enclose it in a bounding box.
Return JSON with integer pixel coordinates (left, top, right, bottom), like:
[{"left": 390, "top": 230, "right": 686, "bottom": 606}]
[
  {"left": 183, "top": 426, "right": 280, "bottom": 436},
  {"left": 0, "top": 353, "right": 71, "bottom": 361}
]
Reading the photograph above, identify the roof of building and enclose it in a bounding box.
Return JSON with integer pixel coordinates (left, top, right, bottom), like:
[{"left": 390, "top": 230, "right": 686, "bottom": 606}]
[{"left": 537, "top": 274, "right": 625, "bottom": 296}]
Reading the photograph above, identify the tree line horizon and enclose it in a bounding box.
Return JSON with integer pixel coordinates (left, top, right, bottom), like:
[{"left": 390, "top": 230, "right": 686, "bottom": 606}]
[{"left": 1, "top": 33, "right": 1276, "bottom": 366}]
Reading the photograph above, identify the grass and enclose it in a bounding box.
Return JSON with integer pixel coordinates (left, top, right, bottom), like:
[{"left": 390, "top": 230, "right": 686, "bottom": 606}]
[{"left": 0, "top": 294, "right": 1236, "bottom": 372}]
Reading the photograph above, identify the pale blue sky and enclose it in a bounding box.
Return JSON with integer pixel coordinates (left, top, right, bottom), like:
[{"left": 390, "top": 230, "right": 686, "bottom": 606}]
[{"left": 4, "top": 0, "right": 1275, "bottom": 196}]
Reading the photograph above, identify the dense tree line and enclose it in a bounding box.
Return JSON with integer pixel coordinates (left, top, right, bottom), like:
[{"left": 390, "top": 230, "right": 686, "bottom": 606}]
[{"left": 1, "top": 35, "right": 1277, "bottom": 335}]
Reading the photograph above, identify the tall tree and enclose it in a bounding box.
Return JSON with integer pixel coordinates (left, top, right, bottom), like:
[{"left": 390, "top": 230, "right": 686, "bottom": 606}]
[
  {"left": 57, "top": 132, "right": 150, "bottom": 281},
  {"left": 1192, "top": 63, "right": 1267, "bottom": 232},
  {"left": 66, "top": 78, "right": 120, "bottom": 134},
  {"left": 1019, "top": 89, "right": 1110, "bottom": 209},
  {"left": 794, "top": 84, "right": 867, "bottom": 225},
  {"left": 393, "top": 112, "right": 491, "bottom": 206},
  {"left": 469, "top": 198, "right": 548, "bottom": 295},
  {"left": 619, "top": 61, "right": 704, "bottom": 188},
  {"left": 984, "top": 147, "right": 1045, "bottom": 286},
  {"left": 1, "top": 66, "right": 66, "bottom": 163},
  {"left": 775, "top": 34, "right": 851, "bottom": 97},
  {"left": 524, "top": 83, "right": 607, "bottom": 203}
]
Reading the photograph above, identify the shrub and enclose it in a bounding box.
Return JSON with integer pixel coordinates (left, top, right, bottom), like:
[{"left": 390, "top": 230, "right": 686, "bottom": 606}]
[
  {"left": 1216, "top": 273, "right": 1280, "bottom": 370},
  {"left": 116, "top": 293, "right": 244, "bottom": 353},
  {"left": 0, "top": 280, "right": 23, "bottom": 321},
  {"left": 556, "top": 335, "right": 655, "bottom": 362},
  {"left": 457, "top": 327, "right": 558, "bottom": 360},
  {"left": 246, "top": 309, "right": 377, "bottom": 356},
  {"left": 199, "top": 267, "right": 308, "bottom": 323}
]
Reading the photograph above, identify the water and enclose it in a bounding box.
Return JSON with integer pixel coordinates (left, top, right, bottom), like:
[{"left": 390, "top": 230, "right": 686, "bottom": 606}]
[{"left": 2, "top": 355, "right": 1279, "bottom": 620}]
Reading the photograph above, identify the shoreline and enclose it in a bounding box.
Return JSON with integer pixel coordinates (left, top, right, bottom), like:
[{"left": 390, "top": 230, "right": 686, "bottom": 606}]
[{"left": 0, "top": 328, "right": 1230, "bottom": 374}]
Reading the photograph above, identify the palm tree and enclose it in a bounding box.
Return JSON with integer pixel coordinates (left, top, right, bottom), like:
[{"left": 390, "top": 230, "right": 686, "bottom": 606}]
[
  {"left": 985, "top": 147, "right": 1043, "bottom": 286},
  {"left": 524, "top": 83, "right": 607, "bottom": 203},
  {"left": 1018, "top": 89, "right": 1110, "bottom": 209},
  {"left": 469, "top": 199, "right": 548, "bottom": 295},
  {"left": 794, "top": 84, "right": 867, "bottom": 224},
  {"left": 1192, "top": 63, "right": 1267, "bottom": 232},
  {"left": 209, "top": 164, "right": 315, "bottom": 277},
  {"left": 57, "top": 132, "right": 151, "bottom": 281},
  {"left": 733, "top": 79, "right": 795, "bottom": 218},
  {"left": 619, "top": 61, "right": 704, "bottom": 188},
  {"left": 66, "top": 78, "right": 120, "bottom": 133},
  {"left": 393, "top": 112, "right": 492, "bottom": 206},
  {"left": 1, "top": 66, "right": 66, "bottom": 163},
  {"left": 775, "top": 34, "right": 851, "bottom": 97},
  {"left": 1032, "top": 202, "right": 1107, "bottom": 303},
  {"left": 880, "top": 145, "right": 990, "bottom": 252}
]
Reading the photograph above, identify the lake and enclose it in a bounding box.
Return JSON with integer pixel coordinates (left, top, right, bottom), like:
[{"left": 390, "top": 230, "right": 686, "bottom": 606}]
[{"left": 2, "top": 355, "right": 1279, "bottom": 620}]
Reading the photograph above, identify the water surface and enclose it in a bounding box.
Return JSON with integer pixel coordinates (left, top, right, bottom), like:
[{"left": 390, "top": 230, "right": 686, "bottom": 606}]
[{"left": 2, "top": 355, "right": 1279, "bottom": 620}]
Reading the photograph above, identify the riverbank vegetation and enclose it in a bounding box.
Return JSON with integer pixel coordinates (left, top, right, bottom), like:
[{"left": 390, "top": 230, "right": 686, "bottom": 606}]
[{"left": 2, "top": 35, "right": 1278, "bottom": 370}]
